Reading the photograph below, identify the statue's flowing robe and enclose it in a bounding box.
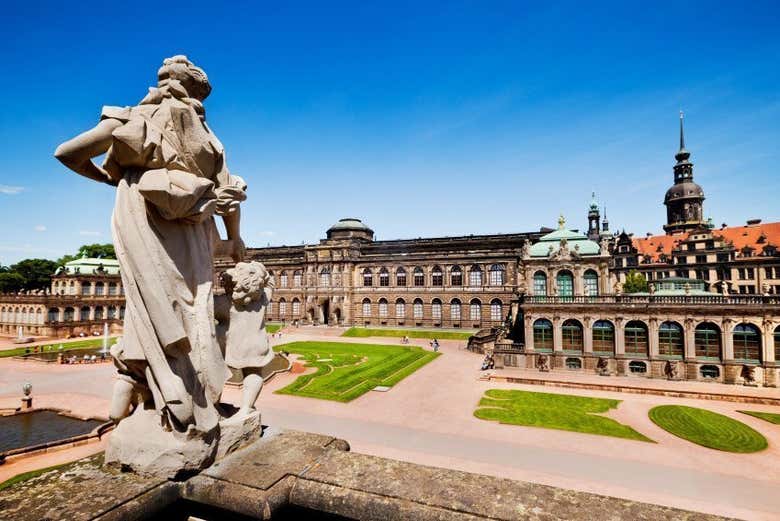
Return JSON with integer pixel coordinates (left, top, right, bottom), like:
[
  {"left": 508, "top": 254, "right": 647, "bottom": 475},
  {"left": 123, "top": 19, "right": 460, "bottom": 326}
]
[{"left": 103, "top": 94, "right": 245, "bottom": 432}]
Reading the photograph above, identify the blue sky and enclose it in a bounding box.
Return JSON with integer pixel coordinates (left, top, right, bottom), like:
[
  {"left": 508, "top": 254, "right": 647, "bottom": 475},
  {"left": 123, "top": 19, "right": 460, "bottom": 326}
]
[{"left": 1, "top": 1, "right": 778, "bottom": 264}]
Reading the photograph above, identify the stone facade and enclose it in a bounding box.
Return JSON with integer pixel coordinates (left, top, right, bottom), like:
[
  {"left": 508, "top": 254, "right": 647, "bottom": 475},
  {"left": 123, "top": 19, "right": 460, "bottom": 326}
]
[{"left": 0, "top": 257, "right": 124, "bottom": 338}]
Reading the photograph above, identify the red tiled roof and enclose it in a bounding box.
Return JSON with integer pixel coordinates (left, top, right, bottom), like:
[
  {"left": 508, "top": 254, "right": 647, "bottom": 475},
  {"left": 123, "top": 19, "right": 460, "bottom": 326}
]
[{"left": 632, "top": 222, "right": 780, "bottom": 261}]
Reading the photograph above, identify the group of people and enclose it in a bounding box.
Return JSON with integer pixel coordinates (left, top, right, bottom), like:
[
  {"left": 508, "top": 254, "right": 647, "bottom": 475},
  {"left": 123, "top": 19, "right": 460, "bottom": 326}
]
[
  {"left": 481, "top": 354, "right": 495, "bottom": 371},
  {"left": 399, "top": 336, "right": 440, "bottom": 352},
  {"left": 59, "top": 352, "right": 109, "bottom": 364}
]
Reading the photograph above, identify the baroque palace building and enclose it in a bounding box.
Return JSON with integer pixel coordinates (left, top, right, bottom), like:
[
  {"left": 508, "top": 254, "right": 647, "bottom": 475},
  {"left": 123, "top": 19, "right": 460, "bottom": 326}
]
[
  {"left": 218, "top": 114, "right": 780, "bottom": 387},
  {"left": 0, "top": 256, "right": 125, "bottom": 338}
]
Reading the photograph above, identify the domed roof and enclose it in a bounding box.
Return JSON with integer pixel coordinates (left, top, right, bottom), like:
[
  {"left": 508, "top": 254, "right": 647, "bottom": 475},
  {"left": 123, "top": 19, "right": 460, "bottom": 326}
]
[
  {"left": 529, "top": 217, "right": 601, "bottom": 257},
  {"left": 326, "top": 218, "right": 374, "bottom": 241},
  {"left": 58, "top": 257, "right": 120, "bottom": 276},
  {"left": 664, "top": 181, "right": 704, "bottom": 202}
]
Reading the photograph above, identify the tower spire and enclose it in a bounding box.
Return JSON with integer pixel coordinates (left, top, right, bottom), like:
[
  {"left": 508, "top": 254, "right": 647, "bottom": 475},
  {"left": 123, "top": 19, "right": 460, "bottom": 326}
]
[
  {"left": 679, "top": 110, "right": 685, "bottom": 151},
  {"left": 674, "top": 110, "right": 690, "bottom": 164}
]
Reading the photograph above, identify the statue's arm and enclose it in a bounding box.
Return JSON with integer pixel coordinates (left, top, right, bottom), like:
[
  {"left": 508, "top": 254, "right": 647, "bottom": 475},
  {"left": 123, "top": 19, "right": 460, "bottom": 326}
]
[{"left": 54, "top": 118, "right": 123, "bottom": 185}]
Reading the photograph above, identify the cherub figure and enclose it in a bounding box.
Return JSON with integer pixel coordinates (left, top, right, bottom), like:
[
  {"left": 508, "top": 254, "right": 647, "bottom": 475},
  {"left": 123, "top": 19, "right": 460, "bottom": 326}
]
[{"left": 215, "top": 261, "right": 275, "bottom": 417}]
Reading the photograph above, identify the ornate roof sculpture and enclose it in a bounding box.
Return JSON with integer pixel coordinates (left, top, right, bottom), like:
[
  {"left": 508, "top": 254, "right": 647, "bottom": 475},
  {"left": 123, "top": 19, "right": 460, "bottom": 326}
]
[
  {"left": 56, "top": 256, "right": 121, "bottom": 276},
  {"left": 529, "top": 215, "right": 601, "bottom": 258}
]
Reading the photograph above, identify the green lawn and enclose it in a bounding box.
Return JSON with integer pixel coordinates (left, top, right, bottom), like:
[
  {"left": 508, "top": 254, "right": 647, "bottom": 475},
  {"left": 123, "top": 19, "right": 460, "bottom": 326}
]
[
  {"left": 266, "top": 323, "right": 282, "bottom": 334},
  {"left": 474, "top": 389, "right": 653, "bottom": 442},
  {"left": 649, "top": 405, "right": 768, "bottom": 453},
  {"left": 274, "top": 341, "right": 440, "bottom": 402},
  {"left": 0, "top": 337, "right": 118, "bottom": 358},
  {"left": 738, "top": 410, "right": 780, "bottom": 425},
  {"left": 342, "top": 327, "right": 473, "bottom": 341}
]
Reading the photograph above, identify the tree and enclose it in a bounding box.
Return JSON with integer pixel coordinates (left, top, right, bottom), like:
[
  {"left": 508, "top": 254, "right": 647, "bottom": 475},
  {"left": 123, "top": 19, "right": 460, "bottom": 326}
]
[
  {"left": 10, "top": 259, "right": 59, "bottom": 291},
  {"left": 78, "top": 243, "right": 116, "bottom": 259},
  {"left": 56, "top": 243, "right": 116, "bottom": 267},
  {"left": 623, "top": 270, "right": 649, "bottom": 293},
  {"left": 0, "top": 271, "right": 26, "bottom": 293}
]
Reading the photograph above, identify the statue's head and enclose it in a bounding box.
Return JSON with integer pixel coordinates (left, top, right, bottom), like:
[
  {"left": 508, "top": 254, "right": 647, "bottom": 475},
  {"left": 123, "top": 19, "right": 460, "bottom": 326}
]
[
  {"left": 157, "top": 55, "right": 212, "bottom": 101},
  {"left": 222, "top": 261, "right": 270, "bottom": 306}
]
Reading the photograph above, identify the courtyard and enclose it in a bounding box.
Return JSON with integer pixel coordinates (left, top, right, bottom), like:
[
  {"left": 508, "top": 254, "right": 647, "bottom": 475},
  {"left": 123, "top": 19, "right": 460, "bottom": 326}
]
[{"left": 1, "top": 327, "right": 779, "bottom": 520}]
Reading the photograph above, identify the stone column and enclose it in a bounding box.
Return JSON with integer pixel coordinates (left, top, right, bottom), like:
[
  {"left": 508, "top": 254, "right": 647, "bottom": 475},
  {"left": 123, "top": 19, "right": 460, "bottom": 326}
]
[
  {"left": 614, "top": 317, "right": 625, "bottom": 355},
  {"left": 524, "top": 314, "right": 534, "bottom": 352},
  {"left": 648, "top": 318, "right": 659, "bottom": 358},
  {"left": 58, "top": 308, "right": 64, "bottom": 322},
  {"left": 762, "top": 320, "right": 775, "bottom": 363},
  {"left": 553, "top": 315, "right": 563, "bottom": 353},
  {"left": 583, "top": 316, "right": 593, "bottom": 354},
  {"left": 89, "top": 307, "right": 96, "bottom": 321},
  {"left": 722, "top": 319, "right": 734, "bottom": 361},
  {"left": 684, "top": 319, "right": 696, "bottom": 360}
]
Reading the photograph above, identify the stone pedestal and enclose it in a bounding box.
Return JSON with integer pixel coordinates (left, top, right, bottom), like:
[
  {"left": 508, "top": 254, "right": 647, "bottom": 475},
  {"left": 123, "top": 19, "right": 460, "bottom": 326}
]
[{"left": 20, "top": 396, "right": 32, "bottom": 410}]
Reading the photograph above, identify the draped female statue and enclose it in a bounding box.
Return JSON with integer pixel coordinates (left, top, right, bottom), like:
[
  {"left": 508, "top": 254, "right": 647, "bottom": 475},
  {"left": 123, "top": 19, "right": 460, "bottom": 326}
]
[{"left": 55, "top": 56, "right": 248, "bottom": 475}]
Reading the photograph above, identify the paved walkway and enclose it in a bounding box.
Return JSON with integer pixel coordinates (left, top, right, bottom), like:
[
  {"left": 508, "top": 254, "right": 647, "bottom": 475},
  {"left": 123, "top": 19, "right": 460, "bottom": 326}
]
[{"left": 1, "top": 330, "right": 779, "bottom": 519}]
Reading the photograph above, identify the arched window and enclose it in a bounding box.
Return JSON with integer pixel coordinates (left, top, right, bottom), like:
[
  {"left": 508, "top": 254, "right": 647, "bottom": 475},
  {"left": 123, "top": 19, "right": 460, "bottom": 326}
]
[
  {"left": 279, "top": 271, "right": 288, "bottom": 288},
  {"left": 695, "top": 322, "right": 721, "bottom": 359},
  {"left": 733, "top": 323, "right": 761, "bottom": 362},
  {"left": 292, "top": 298, "right": 300, "bottom": 316},
  {"left": 107, "top": 306, "right": 117, "bottom": 319},
  {"left": 362, "top": 298, "right": 371, "bottom": 317},
  {"left": 556, "top": 270, "right": 574, "bottom": 297},
  {"left": 69, "top": 281, "right": 75, "bottom": 295},
  {"left": 94, "top": 306, "right": 104, "bottom": 320},
  {"left": 592, "top": 320, "right": 614, "bottom": 354},
  {"left": 775, "top": 325, "right": 780, "bottom": 362},
  {"left": 108, "top": 282, "right": 118, "bottom": 296},
  {"left": 413, "top": 267, "right": 425, "bottom": 287},
  {"left": 379, "top": 268, "right": 389, "bottom": 287},
  {"left": 363, "top": 268, "right": 373, "bottom": 287},
  {"left": 80, "top": 306, "right": 90, "bottom": 320},
  {"left": 489, "top": 264, "right": 505, "bottom": 286},
  {"left": 624, "top": 320, "right": 648, "bottom": 356},
  {"left": 293, "top": 270, "right": 302, "bottom": 287},
  {"left": 413, "top": 298, "right": 423, "bottom": 319},
  {"left": 396, "top": 267, "right": 407, "bottom": 286},
  {"left": 533, "top": 319, "right": 553, "bottom": 352},
  {"left": 378, "top": 298, "right": 388, "bottom": 318},
  {"left": 81, "top": 282, "right": 92, "bottom": 296},
  {"left": 64, "top": 307, "right": 75, "bottom": 322},
  {"left": 584, "top": 270, "right": 599, "bottom": 296},
  {"left": 469, "top": 299, "right": 481, "bottom": 321},
  {"left": 94, "top": 282, "right": 105, "bottom": 296},
  {"left": 469, "top": 266, "right": 483, "bottom": 287},
  {"left": 395, "top": 298, "right": 405, "bottom": 318},
  {"left": 450, "top": 298, "right": 461, "bottom": 321},
  {"left": 490, "top": 299, "right": 502, "bottom": 321},
  {"left": 48, "top": 308, "right": 59, "bottom": 322},
  {"left": 119, "top": 306, "right": 125, "bottom": 319},
  {"left": 658, "top": 321, "right": 684, "bottom": 357},
  {"left": 533, "top": 272, "right": 547, "bottom": 296},
  {"left": 431, "top": 266, "right": 443, "bottom": 287},
  {"left": 562, "top": 319, "right": 583, "bottom": 352},
  {"left": 450, "top": 266, "right": 463, "bottom": 286},
  {"left": 279, "top": 298, "right": 287, "bottom": 318},
  {"left": 431, "top": 299, "right": 442, "bottom": 321},
  {"left": 320, "top": 267, "right": 330, "bottom": 287}
]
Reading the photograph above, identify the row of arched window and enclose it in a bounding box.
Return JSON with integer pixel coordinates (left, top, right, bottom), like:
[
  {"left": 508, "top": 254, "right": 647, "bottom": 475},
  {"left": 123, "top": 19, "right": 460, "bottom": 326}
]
[
  {"left": 358, "top": 297, "right": 504, "bottom": 322},
  {"left": 0, "top": 307, "right": 44, "bottom": 324},
  {"left": 44, "top": 306, "right": 126, "bottom": 322},
  {"left": 273, "top": 265, "right": 508, "bottom": 288},
  {"left": 362, "top": 265, "right": 506, "bottom": 288},
  {"left": 51, "top": 280, "right": 123, "bottom": 296},
  {"left": 532, "top": 318, "right": 780, "bottom": 362},
  {"left": 532, "top": 270, "right": 599, "bottom": 296}
]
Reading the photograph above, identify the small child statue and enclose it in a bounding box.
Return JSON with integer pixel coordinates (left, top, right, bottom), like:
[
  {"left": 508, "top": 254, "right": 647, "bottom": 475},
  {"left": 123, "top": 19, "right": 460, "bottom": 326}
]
[{"left": 215, "top": 261, "right": 275, "bottom": 417}]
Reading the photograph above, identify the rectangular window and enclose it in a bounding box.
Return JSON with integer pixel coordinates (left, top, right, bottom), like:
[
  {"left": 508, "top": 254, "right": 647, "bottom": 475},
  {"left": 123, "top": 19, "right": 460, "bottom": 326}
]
[
  {"left": 293, "top": 273, "right": 302, "bottom": 287},
  {"left": 469, "top": 271, "right": 482, "bottom": 286},
  {"left": 695, "top": 255, "right": 707, "bottom": 264},
  {"left": 280, "top": 274, "right": 288, "bottom": 287}
]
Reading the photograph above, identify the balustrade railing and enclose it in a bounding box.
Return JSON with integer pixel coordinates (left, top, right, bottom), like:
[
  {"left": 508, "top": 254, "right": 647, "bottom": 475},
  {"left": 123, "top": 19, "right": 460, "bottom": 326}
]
[{"left": 524, "top": 294, "right": 780, "bottom": 306}]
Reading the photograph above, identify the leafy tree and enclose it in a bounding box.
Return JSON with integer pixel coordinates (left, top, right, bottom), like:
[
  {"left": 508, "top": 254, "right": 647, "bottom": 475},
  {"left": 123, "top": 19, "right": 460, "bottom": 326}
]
[
  {"left": 0, "top": 271, "right": 26, "bottom": 293},
  {"left": 623, "top": 270, "right": 649, "bottom": 293},
  {"left": 10, "top": 259, "right": 59, "bottom": 291},
  {"left": 78, "top": 243, "right": 115, "bottom": 259}
]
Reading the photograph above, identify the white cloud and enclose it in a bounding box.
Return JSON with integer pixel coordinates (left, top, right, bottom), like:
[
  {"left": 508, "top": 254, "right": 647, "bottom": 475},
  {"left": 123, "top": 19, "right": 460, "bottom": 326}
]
[
  {"left": 0, "top": 185, "right": 24, "bottom": 195},
  {"left": 79, "top": 230, "right": 102, "bottom": 237},
  {"left": 34, "top": 225, "right": 47, "bottom": 232},
  {"left": 258, "top": 230, "right": 275, "bottom": 237}
]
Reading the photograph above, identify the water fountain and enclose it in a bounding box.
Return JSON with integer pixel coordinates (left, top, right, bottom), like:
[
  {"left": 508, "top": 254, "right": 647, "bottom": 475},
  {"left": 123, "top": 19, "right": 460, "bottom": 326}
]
[
  {"left": 100, "top": 322, "right": 110, "bottom": 356},
  {"left": 13, "top": 326, "right": 33, "bottom": 344}
]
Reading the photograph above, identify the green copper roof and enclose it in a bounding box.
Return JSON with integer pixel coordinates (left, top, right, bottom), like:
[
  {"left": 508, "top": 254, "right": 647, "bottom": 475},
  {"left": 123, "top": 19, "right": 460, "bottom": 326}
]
[
  {"left": 59, "top": 257, "right": 120, "bottom": 276},
  {"left": 529, "top": 223, "right": 601, "bottom": 257}
]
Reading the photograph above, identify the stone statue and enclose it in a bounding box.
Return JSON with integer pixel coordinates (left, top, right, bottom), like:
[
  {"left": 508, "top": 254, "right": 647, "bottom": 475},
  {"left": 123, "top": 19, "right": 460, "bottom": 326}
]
[
  {"left": 720, "top": 280, "right": 730, "bottom": 296},
  {"left": 55, "top": 56, "right": 250, "bottom": 477},
  {"left": 596, "top": 357, "right": 610, "bottom": 375},
  {"left": 215, "top": 262, "right": 274, "bottom": 418},
  {"left": 599, "top": 237, "right": 610, "bottom": 256},
  {"left": 613, "top": 280, "right": 622, "bottom": 296},
  {"left": 520, "top": 241, "right": 531, "bottom": 259},
  {"left": 663, "top": 360, "right": 678, "bottom": 380},
  {"left": 535, "top": 354, "right": 550, "bottom": 372},
  {"left": 761, "top": 282, "right": 770, "bottom": 296},
  {"left": 740, "top": 365, "right": 756, "bottom": 386}
]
